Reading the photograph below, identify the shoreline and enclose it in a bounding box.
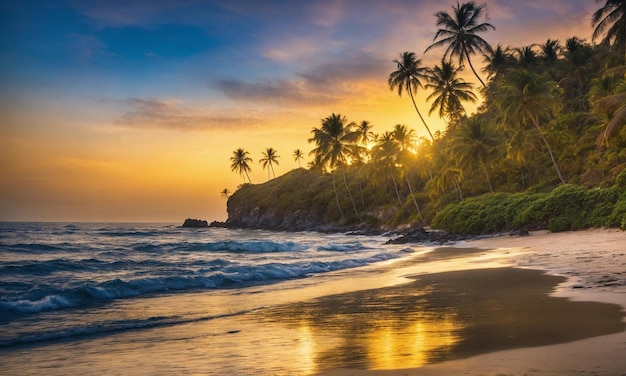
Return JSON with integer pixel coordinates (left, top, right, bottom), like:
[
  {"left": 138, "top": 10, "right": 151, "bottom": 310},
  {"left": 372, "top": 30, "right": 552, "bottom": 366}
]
[{"left": 319, "top": 228, "right": 626, "bottom": 375}]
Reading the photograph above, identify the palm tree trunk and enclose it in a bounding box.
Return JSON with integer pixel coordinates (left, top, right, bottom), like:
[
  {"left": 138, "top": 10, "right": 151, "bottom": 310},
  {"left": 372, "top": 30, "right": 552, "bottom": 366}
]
[
  {"left": 531, "top": 117, "right": 566, "bottom": 184},
  {"left": 404, "top": 172, "right": 425, "bottom": 223},
  {"left": 408, "top": 85, "right": 439, "bottom": 150},
  {"left": 390, "top": 172, "right": 402, "bottom": 205},
  {"left": 245, "top": 171, "right": 251, "bottom": 184},
  {"left": 464, "top": 48, "right": 489, "bottom": 90},
  {"left": 341, "top": 169, "right": 359, "bottom": 216},
  {"left": 482, "top": 162, "right": 494, "bottom": 193},
  {"left": 332, "top": 174, "right": 344, "bottom": 219}
]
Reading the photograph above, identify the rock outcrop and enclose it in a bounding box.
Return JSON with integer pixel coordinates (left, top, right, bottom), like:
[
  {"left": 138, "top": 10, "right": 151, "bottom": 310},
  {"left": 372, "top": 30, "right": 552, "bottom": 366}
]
[{"left": 182, "top": 218, "right": 208, "bottom": 228}]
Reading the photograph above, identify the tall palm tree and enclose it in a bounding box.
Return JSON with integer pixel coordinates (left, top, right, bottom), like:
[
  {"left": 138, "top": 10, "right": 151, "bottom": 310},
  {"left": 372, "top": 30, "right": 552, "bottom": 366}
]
[
  {"left": 230, "top": 148, "right": 252, "bottom": 184},
  {"left": 514, "top": 45, "right": 538, "bottom": 68},
  {"left": 450, "top": 117, "right": 502, "bottom": 193},
  {"left": 426, "top": 59, "right": 477, "bottom": 125},
  {"left": 220, "top": 188, "right": 231, "bottom": 199},
  {"left": 592, "top": 0, "right": 625, "bottom": 62},
  {"left": 259, "top": 147, "right": 280, "bottom": 181},
  {"left": 308, "top": 113, "right": 360, "bottom": 217},
  {"left": 391, "top": 124, "right": 426, "bottom": 222},
  {"left": 425, "top": 1, "right": 495, "bottom": 90},
  {"left": 388, "top": 51, "right": 438, "bottom": 146},
  {"left": 495, "top": 69, "right": 566, "bottom": 184},
  {"left": 292, "top": 149, "right": 304, "bottom": 168}
]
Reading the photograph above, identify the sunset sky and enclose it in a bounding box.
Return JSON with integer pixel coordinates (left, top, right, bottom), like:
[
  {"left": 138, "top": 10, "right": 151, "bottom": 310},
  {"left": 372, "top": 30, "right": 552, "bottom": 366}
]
[{"left": 1, "top": 0, "right": 599, "bottom": 223}]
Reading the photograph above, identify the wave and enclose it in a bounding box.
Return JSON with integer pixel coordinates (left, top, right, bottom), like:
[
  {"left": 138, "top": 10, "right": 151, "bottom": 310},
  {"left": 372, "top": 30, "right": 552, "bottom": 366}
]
[
  {"left": 0, "top": 249, "right": 411, "bottom": 317},
  {"left": 0, "top": 309, "right": 254, "bottom": 347}
]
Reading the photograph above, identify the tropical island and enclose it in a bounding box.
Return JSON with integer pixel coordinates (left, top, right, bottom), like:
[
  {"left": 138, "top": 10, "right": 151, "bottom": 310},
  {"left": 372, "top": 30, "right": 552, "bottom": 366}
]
[{"left": 223, "top": 1, "right": 626, "bottom": 235}]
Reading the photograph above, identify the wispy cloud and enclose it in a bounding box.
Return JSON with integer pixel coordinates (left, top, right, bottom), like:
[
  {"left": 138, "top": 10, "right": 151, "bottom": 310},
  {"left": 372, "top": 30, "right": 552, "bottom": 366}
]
[{"left": 110, "top": 98, "right": 263, "bottom": 131}]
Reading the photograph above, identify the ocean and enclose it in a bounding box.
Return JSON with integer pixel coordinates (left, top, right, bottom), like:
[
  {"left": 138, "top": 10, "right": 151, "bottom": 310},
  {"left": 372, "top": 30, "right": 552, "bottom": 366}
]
[{"left": 0, "top": 222, "right": 413, "bottom": 348}]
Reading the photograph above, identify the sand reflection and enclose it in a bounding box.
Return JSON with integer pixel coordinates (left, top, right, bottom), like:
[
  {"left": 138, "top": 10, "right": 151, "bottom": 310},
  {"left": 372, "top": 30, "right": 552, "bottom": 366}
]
[{"left": 255, "top": 283, "right": 464, "bottom": 372}]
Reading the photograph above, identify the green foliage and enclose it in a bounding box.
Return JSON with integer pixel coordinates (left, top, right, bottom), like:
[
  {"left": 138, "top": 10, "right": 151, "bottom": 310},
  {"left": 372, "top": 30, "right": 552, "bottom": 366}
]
[{"left": 432, "top": 173, "right": 625, "bottom": 234}]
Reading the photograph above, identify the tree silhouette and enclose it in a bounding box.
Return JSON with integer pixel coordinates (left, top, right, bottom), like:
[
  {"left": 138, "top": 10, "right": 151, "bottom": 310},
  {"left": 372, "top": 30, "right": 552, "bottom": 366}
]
[
  {"left": 425, "top": 1, "right": 494, "bottom": 90},
  {"left": 308, "top": 113, "right": 360, "bottom": 217},
  {"left": 230, "top": 148, "right": 252, "bottom": 184},
  {"left": 260, "top": 147, "right": 280, "bottom": 181},
  {"left": 426, "top": 59, "right": 477, "bottom": 125},
  {"left": 389, "top": 52, "right": 438, "bottom": 146},
  {"left": 592, "top": 0, "right": 625, "bottom": 62},
  {"left": 292, "top": 149, "right": 304, "bottom": 168}
]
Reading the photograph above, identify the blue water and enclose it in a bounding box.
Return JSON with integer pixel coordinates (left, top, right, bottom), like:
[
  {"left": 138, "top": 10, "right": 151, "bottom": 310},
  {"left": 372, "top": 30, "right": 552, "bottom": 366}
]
[{"left": 0, "top": 222, "right": 411, "bottom": 347}]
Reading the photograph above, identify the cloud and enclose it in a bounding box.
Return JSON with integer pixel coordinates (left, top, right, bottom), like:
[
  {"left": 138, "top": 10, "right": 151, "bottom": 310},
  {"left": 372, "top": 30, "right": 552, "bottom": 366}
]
[{"left": 110, "top": 98, "right": 263, "bottom": 131}]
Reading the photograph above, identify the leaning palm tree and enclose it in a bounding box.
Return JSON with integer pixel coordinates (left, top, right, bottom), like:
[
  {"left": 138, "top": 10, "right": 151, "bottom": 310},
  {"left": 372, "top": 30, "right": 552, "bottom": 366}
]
[
  {"left": 425, "top": 1, "right": 495, "bottom": 90},
  {"left": 220, "top": 188, "right": 231, "bottom": 199},
  {"left": 391, "top": 124, "right": 426, "bottom": 222},
  {"left": 308, "top": 113, "right": 360, "bottom": 217},
  {"left": 590, "top": 70, "right": 626, "bottom": 147},
  {"left": 230, "top": 148, "right": 252, "bottom": 183},
  {"left": 450, "top": 117, "right": 502, "bottom": 193},
  {"left": 388, "top": 51, "right": 438, "bottom": 146},
  {"left": 259, "top": 147, "right": 280, "bottom": 181},
  {"left": 425, "top": 59, "right": 477, "bottom": 125},
  {"left": 292, "top": 149, "right": 304, "bottom": 168},
  {"left": 495, "top": 69, "right": 566, "bottom": 184},
  {"left": 592, "top": 0, "right": 625, "bottom": 62}
]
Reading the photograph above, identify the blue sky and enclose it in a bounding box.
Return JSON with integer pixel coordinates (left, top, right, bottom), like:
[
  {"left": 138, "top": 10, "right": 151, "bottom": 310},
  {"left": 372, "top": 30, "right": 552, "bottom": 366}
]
[{"left": 0, "top": 0, "right": 600, "bottom": 222}]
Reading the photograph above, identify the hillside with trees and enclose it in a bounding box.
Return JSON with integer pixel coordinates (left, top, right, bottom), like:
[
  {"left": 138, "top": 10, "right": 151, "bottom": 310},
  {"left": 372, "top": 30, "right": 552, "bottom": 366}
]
[{"left": 225, "top": 1, "right": 626, "bottom": 234}]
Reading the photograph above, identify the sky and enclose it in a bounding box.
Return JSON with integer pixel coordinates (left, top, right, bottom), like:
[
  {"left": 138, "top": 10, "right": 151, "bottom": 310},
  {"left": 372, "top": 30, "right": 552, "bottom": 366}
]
[{"left": 0, "top": 0, "right": 599, "bottom": 223}]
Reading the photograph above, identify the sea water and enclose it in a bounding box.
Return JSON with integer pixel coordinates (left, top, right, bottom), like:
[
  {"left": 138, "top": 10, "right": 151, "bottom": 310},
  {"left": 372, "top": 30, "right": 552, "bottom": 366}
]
[{"left": 0, "top": 222, "right": 413, "bottom": 348}]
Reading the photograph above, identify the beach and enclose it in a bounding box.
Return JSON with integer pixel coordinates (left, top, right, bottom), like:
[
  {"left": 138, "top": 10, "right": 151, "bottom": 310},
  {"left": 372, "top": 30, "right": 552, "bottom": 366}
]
[{"left": 1, "top": 226, "right": 625, "bottom": 375}]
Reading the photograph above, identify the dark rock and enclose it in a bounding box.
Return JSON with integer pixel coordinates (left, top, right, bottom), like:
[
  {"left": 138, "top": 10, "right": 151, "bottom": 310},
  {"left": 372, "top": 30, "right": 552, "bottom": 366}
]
[
  {"left": 509, "top": 229, "right": 530, "bottom": 236},
  {"left": 208, "top": 221, "right": 227, "bottom": 228},
  {"left": 182, "top": 218, "right": 208, "bottom": 228},
  {"left": 385, "top": 227, "right": 464, "bottom": 245}
]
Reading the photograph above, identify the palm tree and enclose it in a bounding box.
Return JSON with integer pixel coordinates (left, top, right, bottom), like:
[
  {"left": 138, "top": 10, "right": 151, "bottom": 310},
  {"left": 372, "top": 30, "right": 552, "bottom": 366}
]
[
  {"left": 230, "top": 148, "right": 252, "bottom": 183},
  {"left": 426, "top": 59, "right": 477, "bottom": 125},
  {"left": 292, "top": 149, "right": 304, "bottom": 168},
  {"left": 388, "top": 52, "right": 438, "bottom": 146},
  {"left": 514, "top": 45, "right": 538, "bottom": 69},
  {"left": 259, "top": 147, "right": 280, "bottom": 181},
  {"left": 592, "top": 0, "right": 625, "bottom": 62},
  {"left": 220, "top": 188, "right": 231, "bottom": 199},
  {"left": 450, "top": 117, "right": 502, "bottom": 193},
  {"left": 308, "top": 113, "right": 360, "bottom": 217},
  {"left": 372, "top": 132, "right": 403, "bottom": 205},
  {"left": 495, "top": 69, "right": 566, "bottom": 184},
  {"left": 591, "top": 70, "right": 626, "bottom": 147},
  {"left": 425, "top": 1, "right": 495, "bottom": 90},
  {"left": 391, "top": 124, "right": 426, "bottom": 222},
  {"left": 482, "top": 43, "right": 514, "bottom": 80},
  {"left": 538, "top": 39, "right": 562, "bottom": 65}
]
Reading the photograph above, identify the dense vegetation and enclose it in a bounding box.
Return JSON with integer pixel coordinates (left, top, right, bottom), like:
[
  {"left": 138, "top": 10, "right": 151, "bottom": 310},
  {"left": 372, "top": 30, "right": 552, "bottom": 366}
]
[{"left": 227, "top": 1, "right": 626, "bottom": 234}]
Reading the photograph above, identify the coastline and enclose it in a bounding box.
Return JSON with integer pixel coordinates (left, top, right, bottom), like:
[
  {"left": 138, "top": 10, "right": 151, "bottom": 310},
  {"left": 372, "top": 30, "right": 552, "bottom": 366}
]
[{"left": 319, "top": 228, "right": 626, "bottom": 375}]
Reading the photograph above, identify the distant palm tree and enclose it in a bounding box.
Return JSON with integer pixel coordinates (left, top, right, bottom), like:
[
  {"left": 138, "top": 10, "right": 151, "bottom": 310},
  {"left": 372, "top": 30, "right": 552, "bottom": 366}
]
[
  {"left": 450, "top": 117, "right": 502, "bottom": 193},
  {"left": 308, "top": 113, "right": 360, "bottom": 217},
  {"left": 388, "top": 52, "right": 438, "bottom": 146},
  {"left": 482, "top": 44, "right": 514, "bottom": 80},
  {"left": 372, "top": 132, "right": 403, "bottom": 205},
  {"left": 292, "top": 149, "right": 304, "bottom": 168},
  {"left": 426, "top": 59, "right": 477, "bottom": 125},
  {"left": 592, "top": 0, "right": 625, "bottom": 61},
  {"left": 259, "top": 147, "right": 280, "bottom": 181},
  {"left": 538, "top": 39, "right": 562, "bottom": 65},
  {"left": 425, "top": 1, "right": 495, "bottom": 90},
  {"left": 220, "top": 188, "right": 231, "bottom": 199},
  {"left": 496, "top": 69, "right": 566, "bottom": 184},
  {"left": 514, "top": 46, "right": 539, "bottom": 68},
  {"left": 230, "top": 148, "right": 252, "bottom": 183}
]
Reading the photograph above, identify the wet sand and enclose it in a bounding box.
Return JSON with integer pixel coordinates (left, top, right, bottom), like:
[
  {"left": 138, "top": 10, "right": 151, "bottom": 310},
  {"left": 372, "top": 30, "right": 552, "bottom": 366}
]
[{"left": 319, "top": 229, "right": 626, "bottom": 375}]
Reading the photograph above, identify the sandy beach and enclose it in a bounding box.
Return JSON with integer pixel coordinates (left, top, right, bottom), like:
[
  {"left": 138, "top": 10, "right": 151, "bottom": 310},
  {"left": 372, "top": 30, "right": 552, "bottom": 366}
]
[{"left": 319, "top": 228, "right": 626, "bottom": 376}]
